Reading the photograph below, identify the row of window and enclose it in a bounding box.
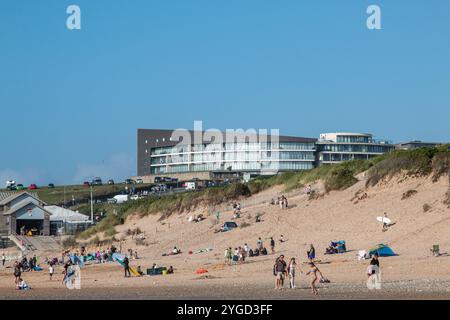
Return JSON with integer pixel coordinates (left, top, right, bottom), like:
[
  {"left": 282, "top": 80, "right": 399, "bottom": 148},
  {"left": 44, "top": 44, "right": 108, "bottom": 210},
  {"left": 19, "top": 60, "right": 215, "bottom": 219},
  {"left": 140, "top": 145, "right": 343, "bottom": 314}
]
[
  {"left": 321, "top": 153, "right": 380, "bottom": 162},
  {"left": 151, "top": 142, "right": 316, "bottom": 156},
  {"left": 317, "top": 144, "right": 394, "bottom": 153},
  {"left": 336, "top": 136, "right": 370, "bottom": 143},
  {"left": 151, "top": 151, "right": 315, "bottom": 165},
  {"left": 150, "top": 161, "right": 314, "bottom": 174}
]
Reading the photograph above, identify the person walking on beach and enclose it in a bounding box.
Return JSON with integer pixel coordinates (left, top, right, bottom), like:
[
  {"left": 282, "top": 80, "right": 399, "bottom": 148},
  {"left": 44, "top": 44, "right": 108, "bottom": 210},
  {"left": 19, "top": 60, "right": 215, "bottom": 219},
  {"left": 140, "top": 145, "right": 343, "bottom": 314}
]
[
  {"left": 257, "top": 237, "right": 263, "bottom": 251},
  {"left": 382, "top": 212, "right": 389, "bottom": 232},
  {"left": 1, "top": 253, "right": 5, "bottom": 267},
  {"left": 226, "top": 247, "right": 232, "bottom": 265},
  {"left": 123, "top": 256, "right": 131, "bottom": 277},
  {"left": 270, "top": 237, "right": 275, "bottom": 254},
  {"left": 13, "top": 262, "right": 21, "bottom": 285},
  {"left": 273, "top": 255, "right": 287, "bottom": 290},
  {"left": 49, "top": 264, "right": 54, "bottom": 280},
  {"left": 287, "top": 258, "right": 298, "bottom": 289},
  {"left": 306, "top": 262, "right": 324, "bottom": 295}
]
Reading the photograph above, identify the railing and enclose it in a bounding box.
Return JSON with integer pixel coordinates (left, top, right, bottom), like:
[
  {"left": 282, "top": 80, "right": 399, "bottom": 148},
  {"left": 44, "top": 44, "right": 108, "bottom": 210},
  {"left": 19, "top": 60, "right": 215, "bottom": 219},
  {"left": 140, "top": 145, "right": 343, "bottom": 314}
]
[{"left": 9, "top": 232, "right": 36, "bottom": 252}]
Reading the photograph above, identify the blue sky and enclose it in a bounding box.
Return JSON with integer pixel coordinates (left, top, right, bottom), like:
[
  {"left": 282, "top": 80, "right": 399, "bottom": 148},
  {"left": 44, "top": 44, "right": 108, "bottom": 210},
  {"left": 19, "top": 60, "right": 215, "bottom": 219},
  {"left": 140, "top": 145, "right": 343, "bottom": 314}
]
[{"left": 0, "top": 0, "right": 449, "bottom": 185}]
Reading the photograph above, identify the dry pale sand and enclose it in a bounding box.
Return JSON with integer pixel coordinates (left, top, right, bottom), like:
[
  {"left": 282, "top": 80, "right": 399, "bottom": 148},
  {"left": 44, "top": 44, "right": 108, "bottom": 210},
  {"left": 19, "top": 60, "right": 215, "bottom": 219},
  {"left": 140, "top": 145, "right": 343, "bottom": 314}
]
[{"left": 1, "top": 173, "right": 450, "bottom": 299}]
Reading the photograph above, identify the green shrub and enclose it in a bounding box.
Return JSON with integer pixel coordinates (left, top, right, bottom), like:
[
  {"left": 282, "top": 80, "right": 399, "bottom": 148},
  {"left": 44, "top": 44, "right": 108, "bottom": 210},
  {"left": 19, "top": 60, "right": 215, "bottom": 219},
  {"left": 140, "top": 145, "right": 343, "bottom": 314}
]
[
  {"left": 402, "top": 190, "right": 418, "bottom": 200},
  {"left": 431, "top": 152, "right": 449, "bottom": 182},
  {"left": 444, "top": 190, "right": 450, "bottom": 208},
  {"left": 366, "top": 148, "right": 438, "bottom": 187},
  {"left": 240, "top": 222, "right": 251, "bottom": 228}
]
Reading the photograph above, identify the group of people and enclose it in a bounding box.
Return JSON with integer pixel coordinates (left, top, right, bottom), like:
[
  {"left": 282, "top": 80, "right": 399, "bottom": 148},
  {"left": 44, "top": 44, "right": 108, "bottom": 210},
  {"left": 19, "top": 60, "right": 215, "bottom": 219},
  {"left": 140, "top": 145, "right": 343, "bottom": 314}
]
[
  {"left": 271, "top": 195, "right": 289, "bottom": 209},
  {"left": 13, "top": 262, "right": 30, "bottom": 290},
  {"left": 273, "top": 255, "right": 324, "bottom": 295}
]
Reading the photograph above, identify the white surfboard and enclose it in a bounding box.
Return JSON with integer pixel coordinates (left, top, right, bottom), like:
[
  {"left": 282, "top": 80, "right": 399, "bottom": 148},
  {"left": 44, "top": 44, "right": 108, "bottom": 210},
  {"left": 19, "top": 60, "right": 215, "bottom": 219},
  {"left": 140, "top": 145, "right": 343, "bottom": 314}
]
[{"left": 376, "top": 216, "right": 391, "bottom": 224}]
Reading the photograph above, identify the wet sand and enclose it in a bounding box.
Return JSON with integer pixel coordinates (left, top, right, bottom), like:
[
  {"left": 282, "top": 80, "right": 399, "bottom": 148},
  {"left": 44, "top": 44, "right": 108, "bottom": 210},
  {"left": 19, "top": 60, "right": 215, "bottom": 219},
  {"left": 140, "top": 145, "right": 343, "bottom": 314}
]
[{"left": 2, "top": 280, "right": 450, "bottom": 300}]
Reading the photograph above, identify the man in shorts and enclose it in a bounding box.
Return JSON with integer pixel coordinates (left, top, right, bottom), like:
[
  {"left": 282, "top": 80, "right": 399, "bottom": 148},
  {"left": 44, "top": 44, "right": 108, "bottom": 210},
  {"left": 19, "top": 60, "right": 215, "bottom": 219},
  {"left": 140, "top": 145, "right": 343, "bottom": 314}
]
[{"left": 273, "top": 255, "right": 287, "bottom": 290}]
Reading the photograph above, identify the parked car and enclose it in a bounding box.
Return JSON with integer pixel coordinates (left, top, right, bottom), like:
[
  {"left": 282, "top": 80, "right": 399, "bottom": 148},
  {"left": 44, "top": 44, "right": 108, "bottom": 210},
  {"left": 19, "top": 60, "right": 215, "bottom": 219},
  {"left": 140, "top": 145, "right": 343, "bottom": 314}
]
[
  {"left": 136, "top": 178, "right": 143, "bottom": 184},
  {"left": 15, "top": 184, "right": 25, "bottom": 191},
  {"left": 130, "top": 195, "right": 143, "bottom": 201},
  {"left": 91, "top": 177, "right": 103, "bottom": 186},
  {"left": 83, "top": 181, "right": 91, "bottom": 187},
  {"left": 125, "top": 179, "right": 135, "bottom": 185},
  {"left": 28, "top": 184, "right": 38, "bottom": 190},
  {"left": 107, "top": 179, "right": 115, "bottom": 185},
  {"left": 48, "top": 183, "right": 55, "bottom": 188},
  {"left": 154, "top": 177, "right": 163, "bottom": 183}
]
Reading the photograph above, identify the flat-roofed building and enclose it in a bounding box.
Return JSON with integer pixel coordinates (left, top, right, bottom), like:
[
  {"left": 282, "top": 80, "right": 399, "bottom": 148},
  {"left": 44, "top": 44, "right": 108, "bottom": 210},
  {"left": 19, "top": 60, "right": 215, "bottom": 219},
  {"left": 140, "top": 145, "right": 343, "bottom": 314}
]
[
  {"left": 315, "top": 133, "right": 395, "bottom": 166},
  {"left": 137, "top": 129, "right": 317, "bottom": 182},
  {"left": 396, "top": 140, "right": 442, "bottom": 150}
]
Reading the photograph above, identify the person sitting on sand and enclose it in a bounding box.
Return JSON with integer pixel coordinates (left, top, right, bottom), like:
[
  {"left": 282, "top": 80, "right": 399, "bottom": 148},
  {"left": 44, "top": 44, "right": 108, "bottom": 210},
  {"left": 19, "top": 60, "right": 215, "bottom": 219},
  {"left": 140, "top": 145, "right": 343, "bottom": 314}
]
[
  {"left": 137, "top": 266, "right": 144, "bottom": 276},
  {"left": 172, "top": 247, "right": 181, "bottom": 255},
  {"left": 16, "top": 277, "right": 30, "bottom": 290},
  {"left": 168, "top": 266, "right": 174, "bottom": 274},
  {"left": 279, "top": 235, "right": 285, "bottom": 243},
  {"left": 307, "top": 244, "right": 316, "bottom": 261},
  {"left": 306, "top": 262, "right": 324, "bottom": 295}
]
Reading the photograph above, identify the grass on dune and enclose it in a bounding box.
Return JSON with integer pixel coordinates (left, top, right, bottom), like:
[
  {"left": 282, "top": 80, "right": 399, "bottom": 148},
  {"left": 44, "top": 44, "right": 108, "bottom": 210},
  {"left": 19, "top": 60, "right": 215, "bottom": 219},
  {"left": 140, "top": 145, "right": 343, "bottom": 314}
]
[{"left": 76, "top": 145, "right": 449, "bottom": 240}]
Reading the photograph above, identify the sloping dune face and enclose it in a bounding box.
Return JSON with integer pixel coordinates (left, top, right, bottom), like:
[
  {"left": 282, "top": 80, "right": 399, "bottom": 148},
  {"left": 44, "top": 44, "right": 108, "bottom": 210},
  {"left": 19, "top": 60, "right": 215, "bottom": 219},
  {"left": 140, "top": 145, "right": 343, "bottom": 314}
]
[{"left": 113, "top": 173, "right": 450, "bottom": 285}]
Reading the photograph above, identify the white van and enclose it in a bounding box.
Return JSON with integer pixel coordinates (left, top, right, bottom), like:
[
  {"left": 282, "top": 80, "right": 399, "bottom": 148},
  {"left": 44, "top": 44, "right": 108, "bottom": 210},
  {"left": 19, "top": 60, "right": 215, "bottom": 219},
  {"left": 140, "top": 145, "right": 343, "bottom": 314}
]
[
  {"left": 113, "top": 194, "right": 129, "bottom": 204},
  {"left": 6, "top": 180, "right": 16, "bottom": 190},
  {"left": 185, "top": 182, "right": 197, "bottom": 191}
]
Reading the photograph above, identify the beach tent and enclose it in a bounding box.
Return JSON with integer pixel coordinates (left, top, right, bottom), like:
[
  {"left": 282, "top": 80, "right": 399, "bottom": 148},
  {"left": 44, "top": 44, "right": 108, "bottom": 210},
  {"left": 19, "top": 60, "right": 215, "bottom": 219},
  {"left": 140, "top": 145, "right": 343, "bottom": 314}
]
[
  {"left": 368, "top": 244, "right": 396, "bottom": 257},
  {"left": 222, "top": 222, "right": 238, "bottom": 232}
]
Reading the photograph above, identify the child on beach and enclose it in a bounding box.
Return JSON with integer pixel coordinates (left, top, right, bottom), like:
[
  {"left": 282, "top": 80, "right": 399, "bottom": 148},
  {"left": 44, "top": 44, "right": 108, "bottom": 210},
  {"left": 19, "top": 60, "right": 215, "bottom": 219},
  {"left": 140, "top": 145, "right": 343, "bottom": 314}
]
[
  {"left": 49, "top": 264, "right": 54, "bottom": 280},
  {"left": 287, "top": 258, "right": 298, "bottom": 289}
]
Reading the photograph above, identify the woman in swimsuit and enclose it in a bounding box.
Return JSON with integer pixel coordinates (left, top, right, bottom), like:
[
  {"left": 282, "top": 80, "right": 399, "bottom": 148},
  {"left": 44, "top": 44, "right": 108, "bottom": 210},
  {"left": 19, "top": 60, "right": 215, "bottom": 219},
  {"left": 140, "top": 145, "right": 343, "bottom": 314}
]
[{"left": 305, "top": 262, "right": 323, "bottom": 295}]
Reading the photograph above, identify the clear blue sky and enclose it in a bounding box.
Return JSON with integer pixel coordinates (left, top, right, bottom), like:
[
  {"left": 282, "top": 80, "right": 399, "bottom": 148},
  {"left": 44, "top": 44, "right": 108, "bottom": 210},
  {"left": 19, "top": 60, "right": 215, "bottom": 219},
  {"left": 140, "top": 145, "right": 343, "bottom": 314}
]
[{"left": 0, "top": 0, "right": 449, "bottom": 185}]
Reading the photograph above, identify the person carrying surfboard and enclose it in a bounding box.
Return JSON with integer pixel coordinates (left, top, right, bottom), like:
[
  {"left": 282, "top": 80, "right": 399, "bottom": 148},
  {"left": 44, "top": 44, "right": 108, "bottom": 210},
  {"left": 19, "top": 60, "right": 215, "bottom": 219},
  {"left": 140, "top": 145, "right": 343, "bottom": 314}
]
[{"left": 382, "top": 212, "right": 389, "bottom": 232}]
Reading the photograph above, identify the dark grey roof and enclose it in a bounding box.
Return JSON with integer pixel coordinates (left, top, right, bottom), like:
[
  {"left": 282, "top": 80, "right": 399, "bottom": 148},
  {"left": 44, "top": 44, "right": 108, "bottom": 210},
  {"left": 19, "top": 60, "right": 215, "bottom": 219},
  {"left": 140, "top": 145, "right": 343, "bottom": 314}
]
[
  {"left": 138, "top": 129, "right": 317, "bottom": 149},
  {"left": 0, "top": 192, "right": 43, "bottom": 206},
  {"left": 3, "top": 200, "right": 51, "bottom": 217}
]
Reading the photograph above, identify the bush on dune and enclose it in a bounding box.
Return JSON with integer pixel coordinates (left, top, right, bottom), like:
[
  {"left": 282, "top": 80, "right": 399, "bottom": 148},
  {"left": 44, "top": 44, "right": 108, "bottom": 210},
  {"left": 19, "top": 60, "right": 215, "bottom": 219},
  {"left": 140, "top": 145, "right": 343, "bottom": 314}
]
[{"left": 366, "top": 148, "right": 449, "bottom": 187}]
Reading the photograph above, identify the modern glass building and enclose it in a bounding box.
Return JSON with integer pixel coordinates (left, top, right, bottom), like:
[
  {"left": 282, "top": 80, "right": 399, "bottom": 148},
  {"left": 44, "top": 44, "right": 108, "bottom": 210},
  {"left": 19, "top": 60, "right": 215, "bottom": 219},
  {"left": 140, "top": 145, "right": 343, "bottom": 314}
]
[
  {"left": 316, "top": 133, "right": 395, "bottom": 165},
  {"left": 137, "top": 129, "right": 317, "bottom": 180},
  {"left": 137, "top": 130, "right": 396, "bottom": 181}
]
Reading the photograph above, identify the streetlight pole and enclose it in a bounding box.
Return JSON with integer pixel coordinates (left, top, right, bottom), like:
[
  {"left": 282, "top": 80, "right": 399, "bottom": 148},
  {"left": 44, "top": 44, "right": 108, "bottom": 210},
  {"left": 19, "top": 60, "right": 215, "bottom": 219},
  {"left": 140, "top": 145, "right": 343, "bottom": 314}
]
[{"left": 90, "top": 185, "right": 94, "bottom": 223}]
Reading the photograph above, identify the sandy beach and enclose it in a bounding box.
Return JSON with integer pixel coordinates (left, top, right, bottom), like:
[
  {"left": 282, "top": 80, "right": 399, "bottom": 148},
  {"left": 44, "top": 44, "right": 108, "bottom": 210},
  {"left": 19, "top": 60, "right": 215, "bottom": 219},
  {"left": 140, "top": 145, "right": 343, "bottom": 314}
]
[{"left": 1, "top": 173, "right": 449, "bottom": 299}]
